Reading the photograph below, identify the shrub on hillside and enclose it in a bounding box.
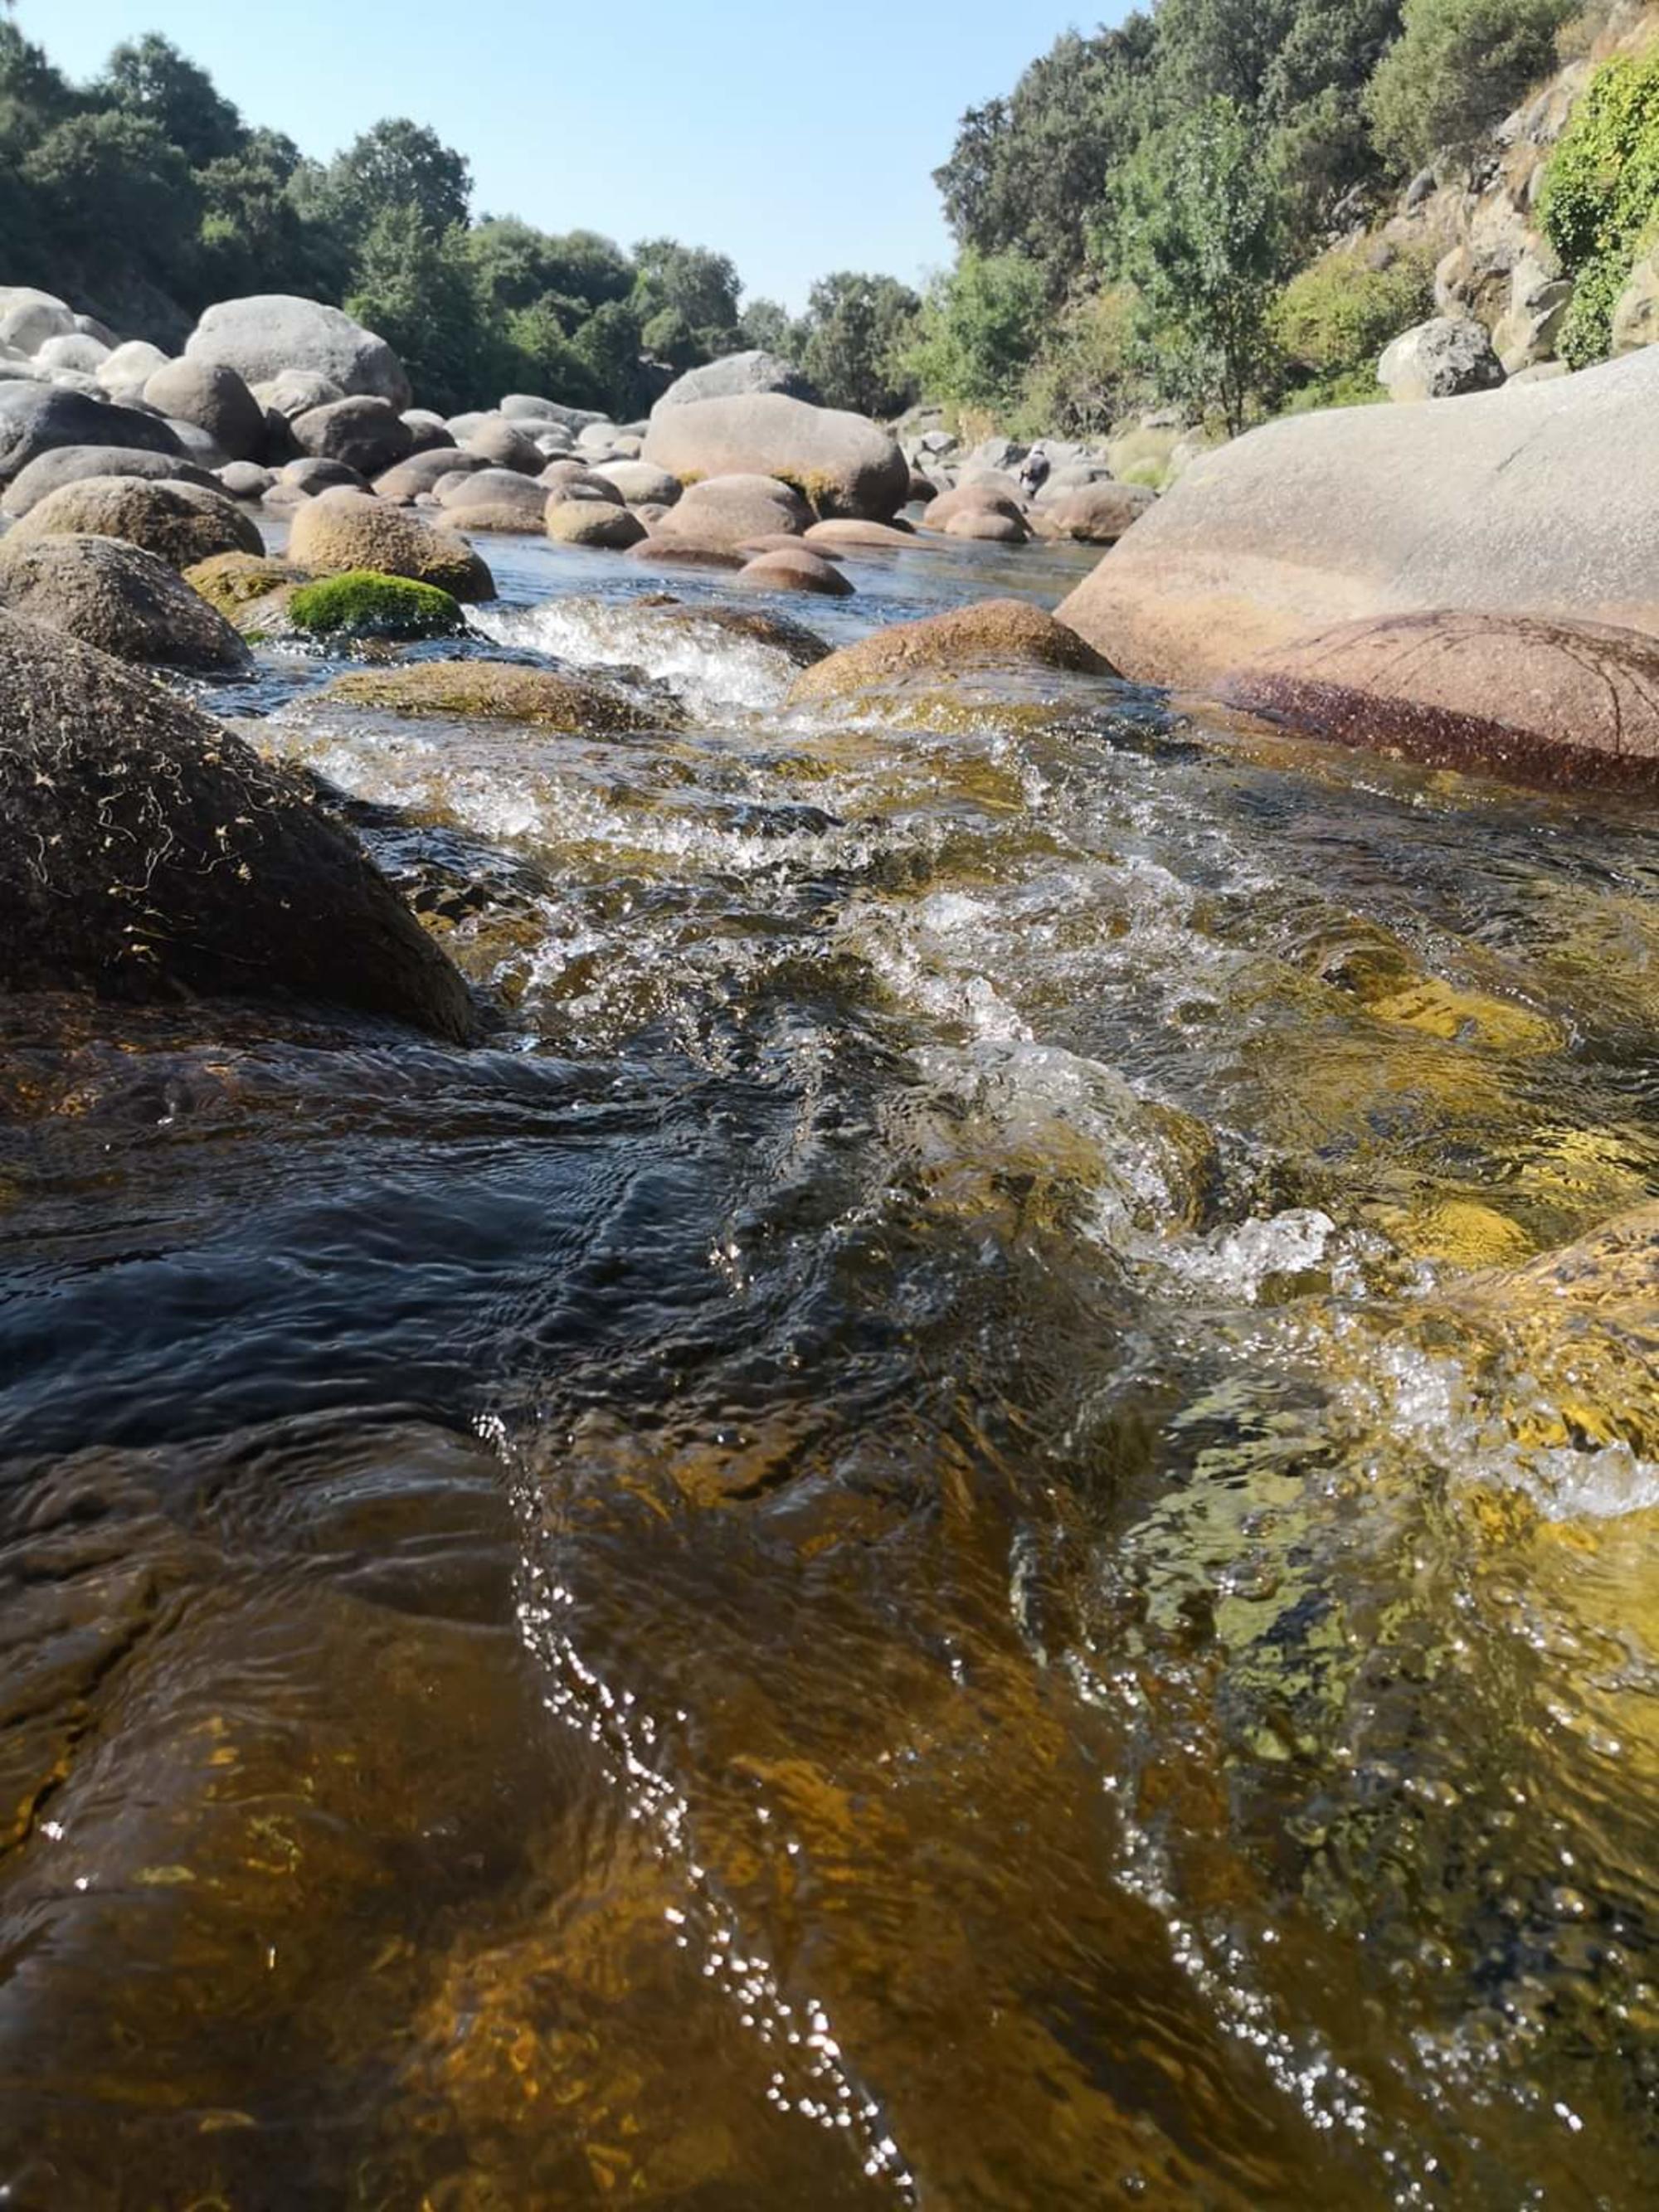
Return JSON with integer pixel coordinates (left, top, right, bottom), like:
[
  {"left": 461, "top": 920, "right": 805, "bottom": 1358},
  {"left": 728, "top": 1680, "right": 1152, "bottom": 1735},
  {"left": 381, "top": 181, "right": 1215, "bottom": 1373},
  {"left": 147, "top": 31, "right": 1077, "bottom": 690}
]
[
  {"left": 1363, "top": 0, "right": 1575, "bottom": 173},
  {"left": 1539, "top": 48, "right": 1659, "bottom": 365},
  {"left": 1275, "top": 244, "right": 1434, "bottom": 401}
]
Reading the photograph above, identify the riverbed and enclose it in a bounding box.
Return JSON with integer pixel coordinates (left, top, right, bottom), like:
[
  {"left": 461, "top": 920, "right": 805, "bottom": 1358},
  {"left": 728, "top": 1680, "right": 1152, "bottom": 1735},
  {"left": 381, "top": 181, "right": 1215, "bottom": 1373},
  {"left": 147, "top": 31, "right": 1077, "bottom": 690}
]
[{"left": 2, "top": 524, "right": 1656, "bottom": 2209}]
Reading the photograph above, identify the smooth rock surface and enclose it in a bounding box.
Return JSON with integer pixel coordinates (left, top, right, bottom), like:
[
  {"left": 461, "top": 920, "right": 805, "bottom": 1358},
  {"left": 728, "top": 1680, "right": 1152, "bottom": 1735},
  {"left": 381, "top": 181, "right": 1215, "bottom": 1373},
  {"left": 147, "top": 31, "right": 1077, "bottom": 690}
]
[
  {"left": 644, "top": 394, "right": 908, "bottom": 520},
  {"left": 287, "top": 489, "right": 494, "bottom": 600},
  {"left": 1, "top": 445, "right": 219, "bottom": 519},
  {"left": 144, "top": 358, "right": 267, "bottom": 463},
  {"left": 0, "top": 386, "right": 184, "bottom": 489},
  {"left": 189, "top": 298, "right": 410, "bottom": 410},
  {"left": 0, "top": 531, "right": 252, "bottom": 671},
  {"left": 652, "top": 351, "right": 820, "bottom": 411}
]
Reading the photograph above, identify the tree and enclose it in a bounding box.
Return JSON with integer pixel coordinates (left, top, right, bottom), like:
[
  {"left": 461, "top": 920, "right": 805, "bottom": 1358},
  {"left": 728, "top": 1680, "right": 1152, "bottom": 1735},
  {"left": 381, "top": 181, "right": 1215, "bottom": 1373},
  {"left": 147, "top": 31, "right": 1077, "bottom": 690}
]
[
  {"left": 737, "top": 296, "right": 801, "bottom": 354},
  {"left": 799, "top": 272, "right": 921, "bottom": 418},
  {"left": 1112, "top": 98, "right": 1288, "bottom": 433},
  {"left": 469, "top": 217, "right": 633, "bottom": 319},
  {"left": 630, "top": 238, "right": 742, "bottom": 367},
  {"left": 902, "top": 249, "right": 1047, "bottom": 416},
  {"left": 22, "top": 109, "right": 201, "bottom": 275},
  {"left": 347, "top": 204, "right": 486, "bottom": 414},
  {"left": 194, "top": 129, "right": 332, "bottom": 307},
  {"left": 97, "top": 33, "right": 244, "bottom": 168},
  {"left": 1364, "top": 0, "right": 1574, "bottom": 173},
  {"left": 324, "top": 118, "right": 472, "bottom": 249}
]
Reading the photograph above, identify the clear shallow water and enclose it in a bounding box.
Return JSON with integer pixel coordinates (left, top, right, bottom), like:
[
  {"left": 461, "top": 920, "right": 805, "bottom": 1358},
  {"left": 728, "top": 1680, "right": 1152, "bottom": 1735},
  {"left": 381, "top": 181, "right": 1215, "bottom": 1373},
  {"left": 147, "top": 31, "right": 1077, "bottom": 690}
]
[{"left": 2, "top": 524, "right": 1657, "bottom": 2209}]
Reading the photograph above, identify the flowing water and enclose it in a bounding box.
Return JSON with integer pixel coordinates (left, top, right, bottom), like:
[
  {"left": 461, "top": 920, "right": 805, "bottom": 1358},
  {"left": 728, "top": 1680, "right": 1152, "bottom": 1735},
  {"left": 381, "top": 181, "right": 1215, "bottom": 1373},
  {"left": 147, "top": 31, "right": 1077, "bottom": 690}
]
[{"left": 2, "top": 527, "right": 1657, "bottom": 2210}]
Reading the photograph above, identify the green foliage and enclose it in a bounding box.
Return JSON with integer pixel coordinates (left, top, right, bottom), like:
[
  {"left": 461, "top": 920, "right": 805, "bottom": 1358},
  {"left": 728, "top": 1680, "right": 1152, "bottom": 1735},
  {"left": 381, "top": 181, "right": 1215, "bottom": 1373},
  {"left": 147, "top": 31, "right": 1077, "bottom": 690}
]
[
  {"left": 797, "top": 272, "right": 921, "bottom": 418},
  {"left": 1274, "top": 243, "right": 1434, "bottom": 400},
  {"left": 1112, "top": 98, "right": 1288, "bottom": 434},
  {"left": 630, "top": 239, "right": 742, "bottom": 367},
  {"left": 21, "top": 109, "right": 201, "bottom": 271},
  {"left": 287, "top": 570, "right": 465, "bottom": 639},
  {"left": 737, "top": 297, "right": 800, "bottom": 353},
  {"left": 320, "top": 118, "right": 472, "bottom": 251},
  {"left": 902, "top": 250, "right": 1048, "bottom": 416},
  {"left": 1539, "top": 48, "right": 1659, "bottom": 364},
  {"left": 1363, "top": 0, "right": 1574, "bottom": 173},
  {"left": 345, "top": 205, "right": 489, "bottom": 416},
  {"left": 1009, "top": 286, "right": 1140, "bottom": 439},
  {"left": 97, "top": 34, "right": 242, "bottom": 168}
]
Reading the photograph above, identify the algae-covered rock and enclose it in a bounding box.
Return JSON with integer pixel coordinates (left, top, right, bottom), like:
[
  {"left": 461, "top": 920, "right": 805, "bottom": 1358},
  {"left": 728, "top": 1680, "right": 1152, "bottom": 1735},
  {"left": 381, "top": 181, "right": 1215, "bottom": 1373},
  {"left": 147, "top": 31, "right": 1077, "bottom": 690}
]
[
  {"left": 787, "top": 599, "right": 1117, "bottom": 707},
  {"left": 287, "top": 569, "right": 465, "bottom": 639},
  {"left": 2, "top": 474, "right": 260, "bottom": 571},
  {"left": 287, "top": 489, "right": 494, "bottom": 601},
  {"left": 0, "top": 608, "right": 474, "bottom": 1038},
  {"left": 321, "top": 659, "right": 679, "bottom": 734},
  {"left": 184, "top": 550, "right": 311, "bottom": 638}
]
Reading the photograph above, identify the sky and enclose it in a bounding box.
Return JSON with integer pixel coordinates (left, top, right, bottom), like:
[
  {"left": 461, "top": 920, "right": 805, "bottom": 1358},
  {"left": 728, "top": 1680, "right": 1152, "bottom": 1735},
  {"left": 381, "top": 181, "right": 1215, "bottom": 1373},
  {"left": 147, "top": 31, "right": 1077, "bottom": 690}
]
[{"left": 36, "top": 1, "right": 1114, "bottom": 312}]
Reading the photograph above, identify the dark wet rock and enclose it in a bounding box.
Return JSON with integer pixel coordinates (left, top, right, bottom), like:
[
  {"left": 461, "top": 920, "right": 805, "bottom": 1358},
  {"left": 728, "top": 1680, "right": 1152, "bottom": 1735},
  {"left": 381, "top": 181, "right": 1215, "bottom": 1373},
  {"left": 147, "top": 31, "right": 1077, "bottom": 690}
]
[
  {"left": 0, "top": 532, "right": 252, "bottom": 671},
  {"left": 788, "top": 599, "right": 1117, "bottom": 707},
  {"left": 0, "top": 384, "right": 184, "bottom": 489},
  {"left": 1221, "top": 610, "right": 1659, "bottom": 792},
  {"left": 2, "top": 475, "right": 260, "bottom": 571},
  {"left": 291, "top": 396, "right": 414, "bottom": 479},
  {"left": 287, "top": 489, "right": 494, "bottom": 602},
  {"left": 1, "top": 444, "right": 219, "bottom": 518},
  {"left": 0, "top": 609, "right": 474, "bottom": 1038},
  {"left": 322, "top": 659, "right": 676, "bottom": 733},
  {"left": 278, "top": 456, "right": 367, "bottom": 498},
  {"left": 644, "top": 598, "right": 833, "bottom": 668}
]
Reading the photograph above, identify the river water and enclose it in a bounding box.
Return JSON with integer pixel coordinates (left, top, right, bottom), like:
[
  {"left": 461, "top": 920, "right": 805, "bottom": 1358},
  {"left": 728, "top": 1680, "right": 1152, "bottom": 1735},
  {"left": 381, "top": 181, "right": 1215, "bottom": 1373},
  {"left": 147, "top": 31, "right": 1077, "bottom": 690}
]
[{"left": 2, "top": 526, "right": 1657, "bottom": 2209}]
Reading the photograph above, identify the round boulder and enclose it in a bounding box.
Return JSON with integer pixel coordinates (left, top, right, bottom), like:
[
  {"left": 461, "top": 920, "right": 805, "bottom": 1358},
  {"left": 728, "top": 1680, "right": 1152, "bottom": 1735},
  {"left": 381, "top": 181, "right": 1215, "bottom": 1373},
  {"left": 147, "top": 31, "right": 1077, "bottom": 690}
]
[
  {"left": 401, "top": 409, "right": 455, "bottom": 454},
  {"left": 252, "top": 368, "right": 347, "bottom": 421},
  {"left": 461, "top": 416, "right": 543, "bottom": 474},
  {"left": 376, "top": 448, "right": 485, "bottom": 501},
  {"left": 434, "top": 469, "right": 550, "bottom": 531},
  {"left": 143, "top": 357, "right": 267, "bottom": 464},
  {"left": 1038, "top": 481, "right": 1155, "bottom": 544},
  {"left": 737, "top": 547, "right": 854, "bottom": 597},
  {"left": 0, "top": 290, "right": 74, "bottom": 357},
  {"left": 0, "top": 385, "right": 184, "bottom": 489},
  {"left": 651, "top": 473, "right": 812, "bottom": 553},
  {"left": 593, "top": 460, "right": 681, "bottom": 507},
  {"left": 35, "top": 334, "right": 111, "bottom": 377},
  {"left": 187, "top": 296, "right": 411, "bottom": 409},
  {"left": 286, "top": 488, "right": 494, "bottom": 601},
  {"left": 538, "top": 460, "right": 624, "bottom": 504},
  {"left": 787, "top": 599, "right": 1117, "bottom": 708},
  {"left": 0, "top": 532, "right": 252, "bottom": 672},
  {"left": 97, "top": 341, "right": 170, "bottom": 398},
  {"left": 2, "top": 444, "right": 220, "bottom": 519},
  {"left": 217, "top": 460, "right": 275, "bottom": 500},
  {"left": 323, "top": 659, "right": 670, "bottom": 733},
  {"left": 644, "top": 394, "right": 908, "bottom": 520},
  {"left": 804, "top": 518, "right": 917, "bottom": 551},
  {"left": 653, "top": 351, "right": 820, "bottom": 411},
  {"left": 3, "top": 475, "right": 261, "bottom": 571},
  {"left": 545, "top": 499, "right": 647, "bottom": 548},
  {"left": 291, "top": 395, "right": 413, "bottom": 478},
  {"left": 0, "top": 609, "right": 473, "bottom": 1038},
  {"left": 1377, "top": 317, "right": 1506, "bottom": 404}
]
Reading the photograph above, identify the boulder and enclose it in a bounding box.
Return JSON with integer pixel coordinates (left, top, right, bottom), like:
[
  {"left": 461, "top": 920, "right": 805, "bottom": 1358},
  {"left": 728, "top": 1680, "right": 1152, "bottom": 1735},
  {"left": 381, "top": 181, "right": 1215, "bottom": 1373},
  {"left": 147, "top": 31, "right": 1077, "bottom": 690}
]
[
  {"left": 1055, "top": 346, "right": 1659, "bottom": 698},
  {"left": 1611, "top": 250, "right": 1659, "bottom": 357},
  {"left": 625, "top": 541, "right": 744, "bottom": 572},
  {"left": 275, "top": 456, "right": 367, "bottom": 498},
  {"left": 649, "top": 473, "right": 812, "bottom": 552},
  {"left": 96, "top": 340, "right": 170, "bottom": 397},
  {"left": 376, "top": 449, "right": 489, "bottom": 501},
  {"left": 187, "top": 296, "right": 411, "bottom": 409},
  {"left": 435, "top": 466, "right": 549, "bottom": 523},
  {"left": 593, "top": 459, "right": 681, "bottom": 507},
  {"left": 944, "top": 508, "right": 1029, "bottom": 542},
  {"left": 143, "top": 357, "right": 266, "bottom": 463},
  {"left": 920, "top": 479, "right": 1028, "bottom": 533},
  {"left": 643, "top": 600, "right": 833, "bottom": 668},
  {"left": 1039, "top": 481, "right": 1155, "bottom": 544},
  {"left": 285, "top": 571, "right": 465, "bottom": 641},
  {"left": 652, "top": 351, "right": 820, "bottom": 411},
  {"left": 0, "top": 610, "right": 473, "bottom": 1038},
  {"left": 291, "top": 395, "right": 413, "bottom": 478},
  {"left": 499, "top": 395, "right": 607, "bottom": 431},
  {"left": 1491, "top": 251, "right": 1573, "bottom": 376},
  {"left": 1220, "top": 610, "right": 1659, "bottom": 791},
  {"left": 251, "top": 367, "right": 348, "bottom": 421},
  {"left": 538, "top": 459, "right": 624, "bottom": 503},
  {"left": 1378, "top": 316, "right": 1506, "bottom": 402},
  {"left": 161, "top": 416, "right": 234, "bottom": 472},
  {"left": 0, "top": 290, "right": 74, "bottom": 356},
  {"left": 217, "top": 460, "right": 275, "bottom": 500},
  {"left": 34, "top": 334, "right": 110, "bottom": 377},
  {"left": 322, "top": 659, "right": 670, "bottom": 733},
  {"left": 0, "top": 532, "right": 252, "bottom": 672},
  {"left": 401, "top": 409, "right": 455, "bottom": 454},
  {"left": 2, "top": 475, "right": 260, "bottom": 571},
  {"left": 544, "top": 498, "right": 648, "bottom": 548},
  {"left": 286, "top": 488, "right": 494, "bottom": 601},
  {"left": 803, "top": 518, "right": 917, "bottom": 550},
  {"left": 643, "top": 393, "right": 909, "bottom": 519},
  {"left": 460, "top": 416, "right": 544, "bottom": 474},
  {"left": 2, "top": 444, "right": 219, "bottom": 519},
  {"left": 0, "top": 385, "right": 184, "bottom": 489},
  {"left": 787, "top": 600, "right": 1116, "bottom": 707},
  {"left": 184, "top": 551, "right": 312, "bottom": 633},
  {"left": 736, "top": 547, "right": 854, "bottom": 597}
]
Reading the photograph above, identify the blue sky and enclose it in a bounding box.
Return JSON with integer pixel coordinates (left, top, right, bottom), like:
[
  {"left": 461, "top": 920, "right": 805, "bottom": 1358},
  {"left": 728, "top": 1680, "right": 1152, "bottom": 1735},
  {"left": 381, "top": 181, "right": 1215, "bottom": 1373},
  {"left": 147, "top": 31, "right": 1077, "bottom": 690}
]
[{"left": 35, "top": 2, "right": 1113, "bottom": 311}]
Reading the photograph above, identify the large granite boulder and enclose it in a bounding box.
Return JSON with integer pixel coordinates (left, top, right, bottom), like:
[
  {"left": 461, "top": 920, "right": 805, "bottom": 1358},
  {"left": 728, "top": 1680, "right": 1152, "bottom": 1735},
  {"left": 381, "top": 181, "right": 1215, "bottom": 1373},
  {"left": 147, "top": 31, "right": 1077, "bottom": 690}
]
[
  {"left": 0, "top": 385, "right": 184, "bottom": 489},
  {"left": 0, "top": 289, "right": 75, "bottom": 357},
  {"left": 290, "top": 395, "right": 413, "bottom": 478},
  {"left": 251, "top": 367, "right": 348, "bottom": 421},
  {"left": 0, "top": 609, "right": 473, "bottom": 1038},
  {"left": 2, "top": 475, "right": 260, "bottom": 571},
  {"left": 1056, "top": 347, "right": 1659, "bottom": 696},
  {"left": 187, "top": 297, "right": 411, "bottom": 411},
  {"left": 0, "top": 532, "right": 251, "bottom": 672},
  {"left": 96, "top": 341, "right": 170, "bottom": 398},
  {"left": 286, "top": 488, "right": 494, "bottom": 600},
  {"left": 1, "top": 444, "right": 219, "bottom": 518},
  {"left": 1612, "top": 250, "right": 1659, "bottom": 356},
  {"left": 648, "top": 473, "right": 812, "bottom": 552},
  {"left": 643, "top": 393, "right": 909, "bottom": 519},
  {"left": 1377, "top": 316, "right": 1506, "bottom": 402},
  {"left": 653, "top": 351, "right": 820, "bottom": 411},
  {"left": 1221, "top": 610, "right": 1659, "bottom": 790},
  {"left": 143, "top": 357, "right": 267, "bottom": 463},
  {"left": 1036, "top": 480, "right": 1155, "bottom": 545}
]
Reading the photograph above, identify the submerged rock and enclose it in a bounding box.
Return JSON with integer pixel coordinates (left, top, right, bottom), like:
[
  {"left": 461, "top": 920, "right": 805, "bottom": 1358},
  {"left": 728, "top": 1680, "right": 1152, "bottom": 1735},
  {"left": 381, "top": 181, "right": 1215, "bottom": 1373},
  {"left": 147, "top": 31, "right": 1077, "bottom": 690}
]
[
  {"left": 1222, "top": 610, "right": 1659, "bottom": 790},
  {"left": 0, "top": 610, "right": 474, "bottom": 1038},
  {"left": 787, "top": 599, "right": 1117, "bottom": 707},
  {"left": 287, "top": 489, "right": 494, "bottom": 601},
  {"left": 0, "top": 532, "right": 252, "bottom": 671},
  {"left": 321, "top": 659, "right": 678, "bottom": 734}
]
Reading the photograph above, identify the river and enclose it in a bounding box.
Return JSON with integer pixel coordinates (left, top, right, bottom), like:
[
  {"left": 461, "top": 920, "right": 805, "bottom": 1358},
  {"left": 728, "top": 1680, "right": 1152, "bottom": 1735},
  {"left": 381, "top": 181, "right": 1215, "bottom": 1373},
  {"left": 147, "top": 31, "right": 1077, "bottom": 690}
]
[{"left": 2, "top": 524, "right": 1656, "bottom": 2209}]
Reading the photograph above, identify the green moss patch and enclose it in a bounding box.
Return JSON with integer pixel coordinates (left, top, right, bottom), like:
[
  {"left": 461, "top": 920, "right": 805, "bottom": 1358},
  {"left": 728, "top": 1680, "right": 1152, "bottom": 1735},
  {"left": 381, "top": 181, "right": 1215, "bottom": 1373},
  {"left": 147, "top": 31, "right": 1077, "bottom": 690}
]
[{"left": 288, "top": 571, "right": 466, "bottom": 640}]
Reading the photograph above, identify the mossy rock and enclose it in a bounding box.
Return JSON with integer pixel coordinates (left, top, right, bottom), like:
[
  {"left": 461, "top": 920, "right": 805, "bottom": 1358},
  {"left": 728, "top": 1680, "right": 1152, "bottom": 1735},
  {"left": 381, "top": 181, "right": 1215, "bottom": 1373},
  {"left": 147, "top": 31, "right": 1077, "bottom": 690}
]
[
  {"left": 288, "top": 570, "right": 465, "bottom": 640},
  {"left": 320, "top": 659, "right": 681, "bottom": 735},
  {"left": 183, "top": 551, "right": 311, "bottom": 638}
]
